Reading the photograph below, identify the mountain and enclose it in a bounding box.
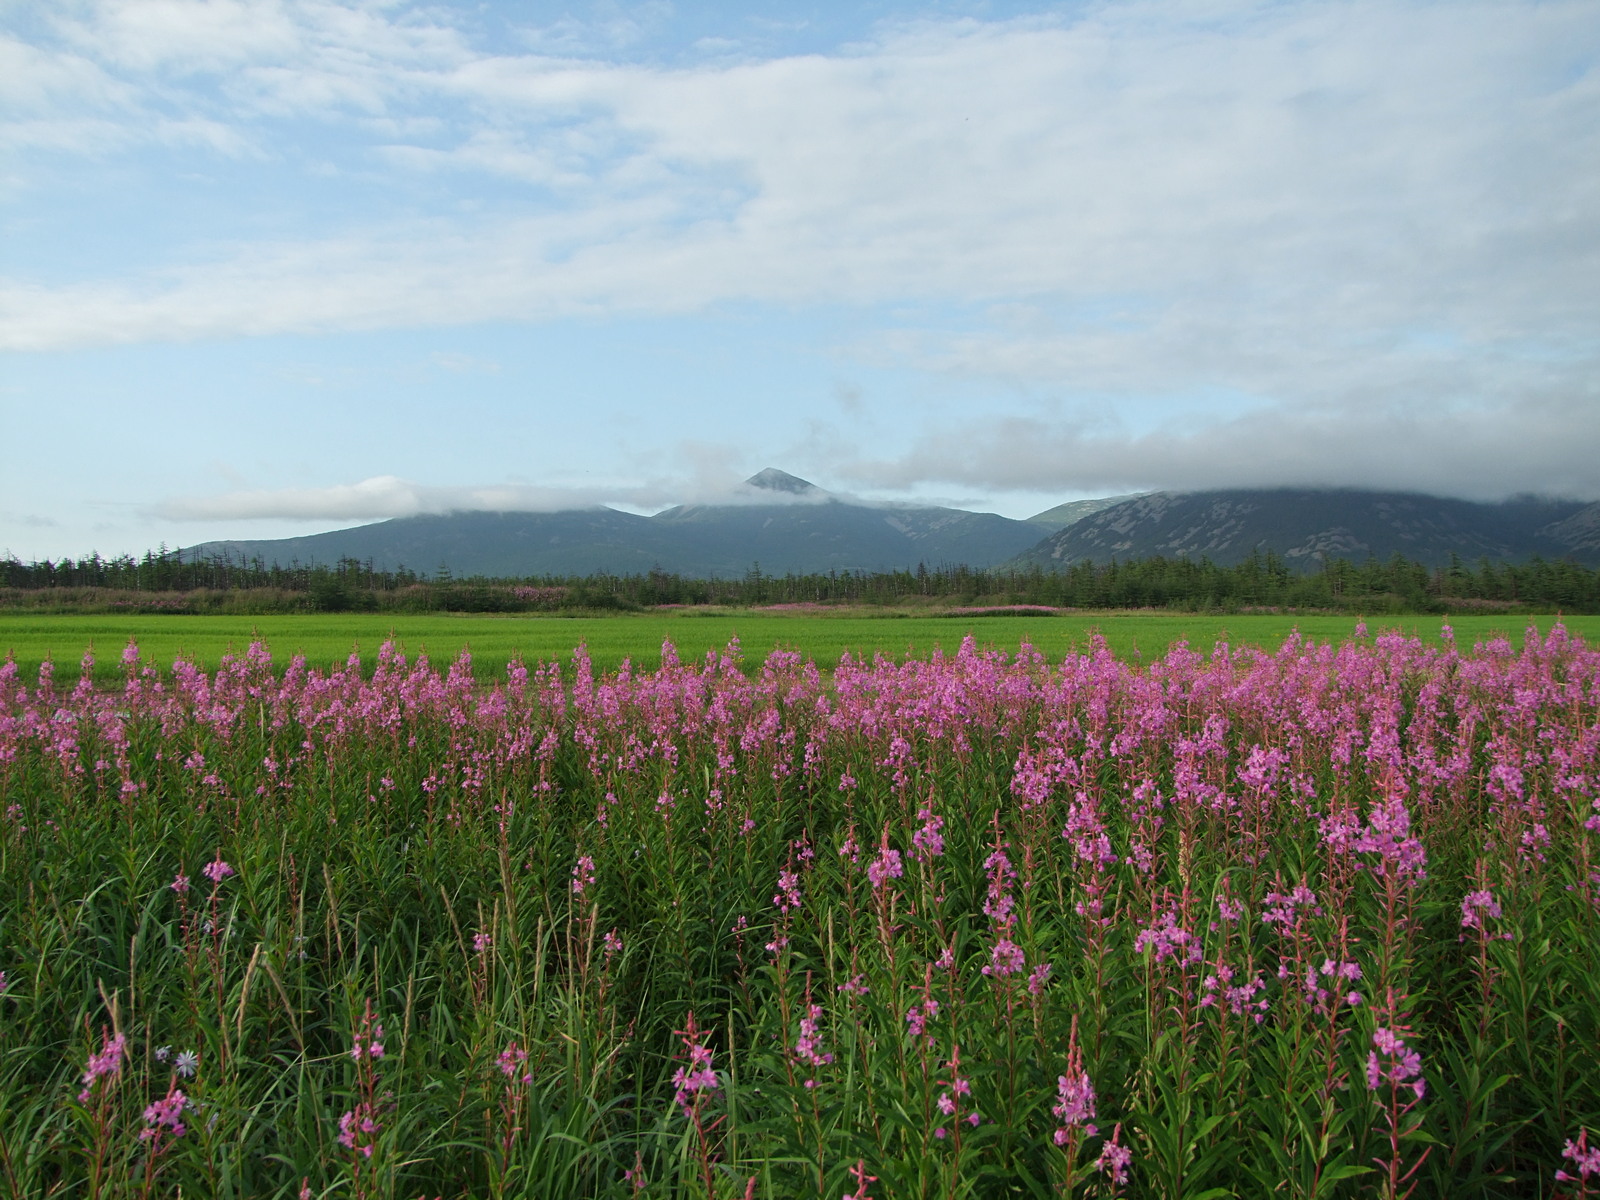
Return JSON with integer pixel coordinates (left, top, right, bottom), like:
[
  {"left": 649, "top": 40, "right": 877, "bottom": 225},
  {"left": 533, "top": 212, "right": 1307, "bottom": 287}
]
[
  {"left": 1013, "top": 490, "right": 1600, "bottom": 569},
  {"left": 190, "top": 508, "right": 670, "bottom": 578},
  {"left": 1026, "top": 493, "right": 1148, "bottom": 532},
  {"left": 184, "top": 470, "right": 1047, "bottom": 577}
]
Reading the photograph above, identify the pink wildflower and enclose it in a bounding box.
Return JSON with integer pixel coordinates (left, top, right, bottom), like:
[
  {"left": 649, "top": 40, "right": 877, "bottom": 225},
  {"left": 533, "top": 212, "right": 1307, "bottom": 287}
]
[
  {"left": 1557, "top": 1129, "right": 1600, "bottom": 1184},
  {"left": 773, "top": 868, "right": 802, "bottom": 915},
  {"left": 201, "top": 857, "right": 234, "bottom": 885},
  {"left": 982, "top": 937, "right": 1026, "bottom": 977},
  {"left": 78, "top": 1029, "right": 127, "bottom": 1102},
  {"left": 671, "top": 1013, "right": 719, "bottom": 1119},
  {"left": 1367, "top": 1026, "right": 1425, "bottom": 1101},
  {"left": 1097, "top": 1124, "right": 1132, "bottom": 1189},
  {"left": 497, "top": 1040, "right": 531, "bottom": 1084},
  {"left": 792, "top": 1002, "right": 834, "bottom": 1084},
  {"left": 350, "top": 1012, "right": 386, "bottom": 1061},
  {"left": 571, "top": 854, "right": 596, "bottom": 896},
  {"left": 912, "top": 807, "right": 945, "bottom": 861},
  {"left": 139, "top": 1086, "right": 188, "bottom": 1144},
  {"left": 867, "top": 846, "right": 904, "bottom": 889},
  {"left": 337, "top": 1103, "right": 379, "bottom": 1158},
  {"left": 1460, "top": 889, "right": 1509, "bottom": 939}
]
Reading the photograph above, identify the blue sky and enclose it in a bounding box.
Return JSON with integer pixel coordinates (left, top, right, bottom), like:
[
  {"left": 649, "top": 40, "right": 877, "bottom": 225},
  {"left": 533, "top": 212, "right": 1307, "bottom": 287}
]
[{"left": 3, "top": 0, "right": 1598, "bottom": 561}]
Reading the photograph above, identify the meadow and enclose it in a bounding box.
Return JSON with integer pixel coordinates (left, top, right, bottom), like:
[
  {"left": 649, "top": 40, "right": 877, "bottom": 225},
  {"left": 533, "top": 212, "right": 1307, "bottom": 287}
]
[
  {"left": 0, "top": 620, "right": 1597, "bottom": 1198},
  {"left": 3, "top": 610, "right": 1597, "bottom": 684}
]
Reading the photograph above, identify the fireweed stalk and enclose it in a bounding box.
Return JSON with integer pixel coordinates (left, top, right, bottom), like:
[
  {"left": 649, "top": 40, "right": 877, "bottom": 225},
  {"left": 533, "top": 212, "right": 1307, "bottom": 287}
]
[
  {"left": 339, "top": 1000, "right": 387, "bottom": 1200},
  {"left": 671, "top": 1012, "right": 720, "bottom": 1194},
  {"left": 75, "top": 1024, "right": 127, "bottom": 1200},
  {"left": 1367, "top": 989, "right": 1430, "bottom": 1200}
]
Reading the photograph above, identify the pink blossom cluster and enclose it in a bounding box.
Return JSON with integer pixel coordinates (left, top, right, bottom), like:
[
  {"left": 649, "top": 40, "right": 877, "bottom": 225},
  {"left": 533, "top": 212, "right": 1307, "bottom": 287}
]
[
  {"left": 1558, "top": 1130, "right": 1600, "bottom": 1185},
  {"left": 139, "top": 1087, "right": 189, "bottom": 1145},
  {"left": 337, "top": 1102, "right": 380, "bottom": 1158},
  {"left": 671, "top": 1015, "right": 718, "bottom": 1120},
  {"left": 78, "top": 1029, "right": 126, "bottom": 1102},
  {"left": 1367, "top": 1026, "right": 1425, "bottom": 1101},
  {"left": 792, "top": 1003, "right": 834, "bottom": 1086}
]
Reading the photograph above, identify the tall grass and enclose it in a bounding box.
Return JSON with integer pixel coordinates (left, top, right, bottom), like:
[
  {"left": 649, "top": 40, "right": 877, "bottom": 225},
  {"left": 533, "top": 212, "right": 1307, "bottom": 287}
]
[{"left": 0, "top": 625, "right": 1596, "bottom": 1197}]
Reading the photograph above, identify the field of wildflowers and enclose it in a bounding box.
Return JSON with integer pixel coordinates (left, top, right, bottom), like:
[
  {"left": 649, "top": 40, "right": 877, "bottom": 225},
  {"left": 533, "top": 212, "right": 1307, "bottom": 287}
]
[{"left": 0, "top": 624, "right": 1596, "bottom": 1198}]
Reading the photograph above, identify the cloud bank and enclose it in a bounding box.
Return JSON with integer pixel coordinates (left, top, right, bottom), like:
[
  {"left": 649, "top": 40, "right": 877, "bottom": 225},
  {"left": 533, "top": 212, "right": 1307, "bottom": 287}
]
[
  {"left": 4, "top": 0, "right": 1598, "bottom": 508},
  {"left": 149, "top": 469, "right": 843, "bottom": 522}
]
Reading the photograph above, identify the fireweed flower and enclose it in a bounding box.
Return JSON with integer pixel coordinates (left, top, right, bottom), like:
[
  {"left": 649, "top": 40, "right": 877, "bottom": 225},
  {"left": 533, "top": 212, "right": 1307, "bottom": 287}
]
[
  {"left": 1301, "top": 960, "right": 1363, "bottom": 1015},
  {"left": 905, "top": 996, "right": 940, "bottom": 1045},
  {"left": 1260, "top": 884, "right": 1319, "bottom": 933},
  {"left": 671, "top": 1014, "right": 719, "bottom": 1119},
  {"left": 933, "top": 1048, "right": 979, "bottom": 1140},
  {"left": 1200, "top": 965, "right": 1272, "bottom": 1021},
  {"left": 983, "top": 938, "right": 1026, "bottom": 977},
  {"left": 350, "top": 1017, "right": 386, "bottom": 1061},
  {"left": 139, "top": 1087, "right": 188, "bottom": 1144},
  {"left": 1134, "top": 909, "right": 1202, "bottom": 966},
  {"left": 1053, "top": 1069, "right": 1097, "bottom": 1142},
  {"left": 1028, "top": 962, "right": 1053, "bottom": 996},
  {"left": 571, "top": 855, "right": 596, "bottom": 896},
  {"left": 791, "top": 1003, "right": 834, "bottom": 1086},
  {"left": 498, "top": 1041, "right": 531, "bottom": 1084},
  {"left": 982, "top": 847, "right": 1017, "bottom": 925},
  {"left": 1097, "top": 1124, "right": 1133, "bottom": 1189},
  {"left": 867, "top": 840, "right": 904, "bottom": 889},
  {"left": 772, "top": 867, "right": 802, "bottom": 915},
  {"left": 1460, "top": 889, "right": 1509, "bottom": 939},
  {"left": 78, "top": 1029, "right": 127, "bottom": 1102},
  {"left": 201, "top": 857, "right": 234, "bottom": 885},
  {"left": 170, "top": 873, "right": 190, "bottom": 895},
  {"left": 1367, "top": 1027, "right": 1425, "bottom": 1100},
  {"left": 337, "top": 1103, "right": 379, "bottom": 1158},
  {"left": 1557, "top": 1130, "right": 1600, "bottom": 1184},
  {"left": 912, "top": 807, "right": 945, "bottom": 861},
  {"left": 1053, "top": 1016, "right": 1099, "bottom": 1143}
]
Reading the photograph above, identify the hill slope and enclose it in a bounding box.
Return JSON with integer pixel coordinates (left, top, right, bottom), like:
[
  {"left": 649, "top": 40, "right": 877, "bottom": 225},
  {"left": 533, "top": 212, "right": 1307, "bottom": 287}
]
[
  {"left": 185, "top": 470, "right": 1046, "bottom": 577},
  {"left": 1014, "top": 490, "right": 1599, "bottom": 569}
]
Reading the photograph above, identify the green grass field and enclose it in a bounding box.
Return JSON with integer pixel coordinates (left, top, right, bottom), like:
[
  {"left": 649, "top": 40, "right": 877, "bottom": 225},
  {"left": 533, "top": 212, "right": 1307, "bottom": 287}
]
[{"left": 2, "top": 609, "right": 1594, "bottom": 683}]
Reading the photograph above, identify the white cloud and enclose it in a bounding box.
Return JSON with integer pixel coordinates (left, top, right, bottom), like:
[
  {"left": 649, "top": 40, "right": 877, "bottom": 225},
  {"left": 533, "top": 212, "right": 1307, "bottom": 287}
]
[
  {"left": 9, "top": 2, "right": 1596, "bottom": 330},
  {"left": 151, "top": 461, "right": 848, "bottom": 522},
  {"left": 5, "top": 0, "right": 1599, "bottom": 502},
  {"left": 838, "top": 383, "right": 1600, "bottom": 502},
  {"left": 150, "top": 475, "right": 621, "bottom": 520}
]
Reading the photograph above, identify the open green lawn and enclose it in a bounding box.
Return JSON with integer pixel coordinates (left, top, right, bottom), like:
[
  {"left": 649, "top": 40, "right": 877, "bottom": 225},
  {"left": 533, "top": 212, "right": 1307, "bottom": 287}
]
[{"left": 2, "top": 609, "right": 1594, "bottom": 683}]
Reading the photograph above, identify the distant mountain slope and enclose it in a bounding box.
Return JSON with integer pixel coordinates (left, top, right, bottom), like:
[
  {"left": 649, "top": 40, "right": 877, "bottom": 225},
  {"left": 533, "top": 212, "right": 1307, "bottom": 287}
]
[
  {"left": 1014, "top": 489, "right": 1597, "bottom": 569},
  {"left": 1026, "top": 493, "right": 1148, "bottom": 532},
  {"left": 189, "top": 509, "right": 672, "bottom": 578},
  {"left": 184, "top": 470, "right": 1046, "bottom": 577}
]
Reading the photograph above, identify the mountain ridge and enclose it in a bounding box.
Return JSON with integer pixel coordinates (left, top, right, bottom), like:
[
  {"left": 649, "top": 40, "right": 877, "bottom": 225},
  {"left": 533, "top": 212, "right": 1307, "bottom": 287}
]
[
  {"left": 181, "top": 475, "right": 1600, "bottom": 577},
  {"left": 1012, "top": 488, "right": 1599, "bottom": 570}
]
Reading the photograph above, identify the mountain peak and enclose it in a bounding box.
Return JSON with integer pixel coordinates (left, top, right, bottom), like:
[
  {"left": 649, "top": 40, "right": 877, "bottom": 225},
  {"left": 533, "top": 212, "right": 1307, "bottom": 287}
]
[{"left": 744, "top": 468, "right": 818, "bottom": 495}]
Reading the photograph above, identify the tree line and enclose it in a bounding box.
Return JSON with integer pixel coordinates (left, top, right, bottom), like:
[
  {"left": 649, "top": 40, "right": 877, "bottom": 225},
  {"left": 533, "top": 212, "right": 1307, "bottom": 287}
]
[{"left": 2, "top": 547, "right": 1597, "bottom": 613}]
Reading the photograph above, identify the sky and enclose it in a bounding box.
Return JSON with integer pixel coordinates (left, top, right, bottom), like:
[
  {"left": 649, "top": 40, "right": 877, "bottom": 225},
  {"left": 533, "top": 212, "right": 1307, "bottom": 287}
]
[{"left": 3, "top": 0, "right": 1598, "bottom": 562}]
